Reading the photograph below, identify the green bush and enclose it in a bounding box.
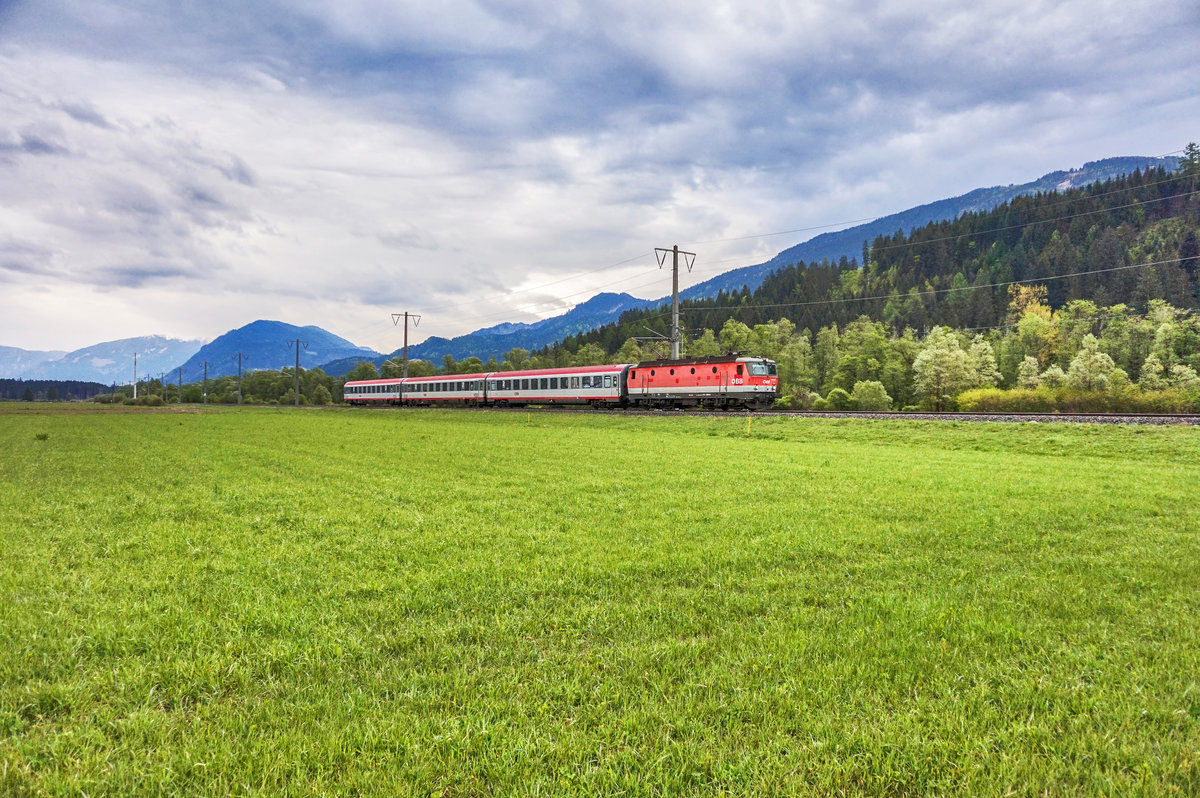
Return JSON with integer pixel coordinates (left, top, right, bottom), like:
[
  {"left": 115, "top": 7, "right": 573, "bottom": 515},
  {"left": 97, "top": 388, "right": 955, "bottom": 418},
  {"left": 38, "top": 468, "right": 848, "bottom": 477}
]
[
  {"left": 957, "top": 386, "right": 1200, "bottom": 413},
  {"left": 825, "top": 387, "right": 854, "bottom": 410},
  {"left": 851, "top": 380, "right": 892, "bottom": 411},
  {"left": 958, "top": 388, "right": 1056, "bottom": 412}
]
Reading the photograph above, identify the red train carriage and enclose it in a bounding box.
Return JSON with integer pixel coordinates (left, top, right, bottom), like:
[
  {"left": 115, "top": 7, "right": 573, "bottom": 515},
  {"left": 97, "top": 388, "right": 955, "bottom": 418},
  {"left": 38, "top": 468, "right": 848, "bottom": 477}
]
[
  {"left": 626, "top": 355, "right": 778, "bottom": 409},
  {"left": 486, "top": 364, "right": 628, "bottom": 407}
]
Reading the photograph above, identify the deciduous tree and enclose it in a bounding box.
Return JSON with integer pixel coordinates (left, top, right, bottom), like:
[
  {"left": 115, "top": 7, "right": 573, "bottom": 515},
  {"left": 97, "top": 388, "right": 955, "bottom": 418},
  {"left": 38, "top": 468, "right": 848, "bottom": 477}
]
[{"left": 912, "top": 327, "right": 975, "bottom": 410}]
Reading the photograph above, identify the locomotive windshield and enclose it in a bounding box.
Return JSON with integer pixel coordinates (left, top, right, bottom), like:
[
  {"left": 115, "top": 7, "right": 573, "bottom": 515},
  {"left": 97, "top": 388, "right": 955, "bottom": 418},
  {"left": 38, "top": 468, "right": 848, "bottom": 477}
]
[{"left": 747, "top": 362, "right": 776, "bottom": 376}]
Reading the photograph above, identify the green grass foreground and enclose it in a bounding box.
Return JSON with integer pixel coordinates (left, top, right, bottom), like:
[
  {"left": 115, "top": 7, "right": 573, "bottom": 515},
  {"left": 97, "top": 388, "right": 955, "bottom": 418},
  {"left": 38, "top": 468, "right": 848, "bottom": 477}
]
[{"left": 1, "top": 406, "right": 1198, "bottom": 796}]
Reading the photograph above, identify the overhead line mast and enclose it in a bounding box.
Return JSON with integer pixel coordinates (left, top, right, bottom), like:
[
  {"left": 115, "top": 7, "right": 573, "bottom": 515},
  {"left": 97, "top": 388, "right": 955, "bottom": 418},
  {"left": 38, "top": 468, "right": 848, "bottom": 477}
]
[
  {"left": 392, "top": 312, "right": 421, "bottom": 378},
  {"left": 287, "top": 339, "right": 307, "bottom": 406},
  {"left": 655, "top": 245, "right": 696, "bottom": 359}
]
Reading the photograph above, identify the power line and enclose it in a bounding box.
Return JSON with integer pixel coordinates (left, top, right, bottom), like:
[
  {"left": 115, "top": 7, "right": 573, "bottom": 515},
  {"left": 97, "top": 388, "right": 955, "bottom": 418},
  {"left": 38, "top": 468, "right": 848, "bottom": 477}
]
[
  {"left": 681, "top": 255, "right": 1193, "bottom": 315},
  {"left": 862, "top": 189, "right": 1195, "bottom": 259}
]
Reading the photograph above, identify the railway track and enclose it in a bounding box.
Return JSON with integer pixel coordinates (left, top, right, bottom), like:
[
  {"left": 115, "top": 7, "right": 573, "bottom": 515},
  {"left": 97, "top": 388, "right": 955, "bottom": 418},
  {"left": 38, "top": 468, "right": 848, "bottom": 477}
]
[{"left": 454, "top": 405, "right": 1200, "bottom": 425}]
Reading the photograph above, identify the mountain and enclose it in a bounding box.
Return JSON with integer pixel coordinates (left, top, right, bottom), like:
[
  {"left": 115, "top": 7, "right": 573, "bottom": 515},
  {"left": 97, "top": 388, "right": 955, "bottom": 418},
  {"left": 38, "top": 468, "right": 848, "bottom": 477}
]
[
  {"left": 406, "top": 292, "right": 657, "bottom": 363},
  {"left": 0, "top": 345, "right": 67, "bottom": 378},
  {"left": 678, "top": 156, "right": 1180, "bottom": 300},
  {"left": 318, "top": 292, "right": 657, "bottom": 375},
  {"left": 0, "top": 337, "right": 202, "bottom": 383},
  {"left": 178, "top": 320, "right": 381, "bottom": 381}
]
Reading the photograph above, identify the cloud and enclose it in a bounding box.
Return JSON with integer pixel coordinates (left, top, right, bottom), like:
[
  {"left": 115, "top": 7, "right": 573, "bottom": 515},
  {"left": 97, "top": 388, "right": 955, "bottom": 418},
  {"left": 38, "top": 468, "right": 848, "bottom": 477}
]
[
  {"left": 58, "top": 101, "right": 113, "bottom": 129},
  {"left": 0, "top": 0, "right": 1198, "bottom": 352}
]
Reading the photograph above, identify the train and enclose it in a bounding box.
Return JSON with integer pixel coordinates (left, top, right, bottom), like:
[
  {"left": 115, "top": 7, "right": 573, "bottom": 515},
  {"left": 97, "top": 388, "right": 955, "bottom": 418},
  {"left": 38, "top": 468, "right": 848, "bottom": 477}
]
[{"left": 343, "top": 354, "right": 779, "bottom": 410}]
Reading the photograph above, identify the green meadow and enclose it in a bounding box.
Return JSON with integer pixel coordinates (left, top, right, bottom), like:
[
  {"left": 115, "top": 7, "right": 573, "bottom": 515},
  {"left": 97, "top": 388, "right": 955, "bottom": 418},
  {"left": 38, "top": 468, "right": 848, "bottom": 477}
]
[{"left": 1, "top": 406, "right": 1198, "bottom": 795}]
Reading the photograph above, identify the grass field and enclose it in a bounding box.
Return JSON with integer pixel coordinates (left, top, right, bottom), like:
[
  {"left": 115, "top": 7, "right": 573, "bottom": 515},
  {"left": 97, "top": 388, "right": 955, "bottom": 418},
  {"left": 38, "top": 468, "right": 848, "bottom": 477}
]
[{"left": 1, "top": 405, "right": 1198, "bottom": 795}]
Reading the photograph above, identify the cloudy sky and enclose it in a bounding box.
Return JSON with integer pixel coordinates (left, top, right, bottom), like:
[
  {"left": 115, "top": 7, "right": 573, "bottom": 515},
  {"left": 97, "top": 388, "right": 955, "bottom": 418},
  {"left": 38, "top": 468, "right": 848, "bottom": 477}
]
[{"left": 2, "top": 0, "right": 1198, "bottom": 353}]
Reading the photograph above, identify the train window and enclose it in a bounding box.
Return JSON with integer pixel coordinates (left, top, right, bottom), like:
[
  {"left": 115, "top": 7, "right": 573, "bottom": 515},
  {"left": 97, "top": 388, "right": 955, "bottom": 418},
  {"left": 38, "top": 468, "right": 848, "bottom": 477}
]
[
  {"left": 650, "top": 369, "right": 655, "bottom": 377},
  {"left": 630, "top": 370, "right": 636, "bottom": 380},
  {"left": 669, "top": 368, "right": 675, "bottom": 375},
  {"left": 712, "top": 366, "right": 718, "bottom": 374},
  {"left": 748, "top": 363, "right": 770, "bottom": 376},
  {"left": 737, "top": 365, "right": 744, "bottom": 376},
  {"left": 540, "top": 378, "right": 548, "bottom": 390},
  {"left": 551, "top": 378, "right": 559, "bottom": 389},
  {"left": 604, "top": 376, "right": 612, "bottom": 388},
  {"left": 520, "top": 379, "right": 528, "bottom": 390}
]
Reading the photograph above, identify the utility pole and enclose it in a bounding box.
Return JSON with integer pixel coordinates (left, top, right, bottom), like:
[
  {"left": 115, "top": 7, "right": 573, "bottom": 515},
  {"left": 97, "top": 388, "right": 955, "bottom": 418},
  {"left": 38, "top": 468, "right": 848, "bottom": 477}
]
[
  {"left": 287, "top": 339, "right": 307, "bottom": 406},
  {"left": 232, "top": 353, "right": 246, "bottom": 404},
  {"left": 132, "top": 353, "right": 138, "bottom": 399},
  {"left": 391, "top": 312, "right": 421, "bottom": 378},
  {"left": 177, "top": 367, "right": 183, "bottom": 403},
  {"left": 202, "top": 362, "right": 209, "bottom": 404},
  {"left": 655, "top": 245, "right": 696, "bottom": 359}
]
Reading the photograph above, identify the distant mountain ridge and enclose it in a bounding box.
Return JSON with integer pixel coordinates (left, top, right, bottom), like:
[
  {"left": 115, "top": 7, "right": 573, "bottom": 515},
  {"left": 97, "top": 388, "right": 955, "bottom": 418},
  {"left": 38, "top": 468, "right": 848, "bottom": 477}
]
[
  {"left": 0, "top": 337, "right": 202, "bottom": 383},
  {"left": 319, "top": 292, "right": 657, "bottom": 375},
  {"left": 678, "top": 155, "right": 1179, "bottom": 300},
  {"left": 176, "top": 320, "right": 379, "bottom": 381},
  {"left": 408, "top": 291, "right": 656, "bottom": 362}
]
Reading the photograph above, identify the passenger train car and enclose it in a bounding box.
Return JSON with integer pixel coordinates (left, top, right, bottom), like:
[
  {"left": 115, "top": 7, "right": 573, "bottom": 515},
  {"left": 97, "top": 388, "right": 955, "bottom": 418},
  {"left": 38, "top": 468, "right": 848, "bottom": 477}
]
[{"left": 344, "top": 354, "right": 778, "bottom": 410}]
